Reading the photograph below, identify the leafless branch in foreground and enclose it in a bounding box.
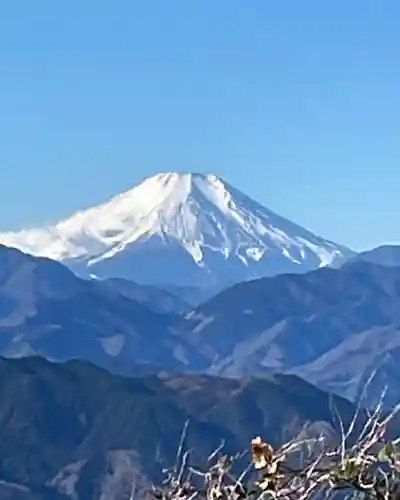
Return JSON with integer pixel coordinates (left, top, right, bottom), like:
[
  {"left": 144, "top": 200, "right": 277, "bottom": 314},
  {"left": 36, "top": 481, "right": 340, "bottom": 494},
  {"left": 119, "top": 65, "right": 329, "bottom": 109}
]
[{"left": 150, "top": 396, "right": 400, "bottom": 500}]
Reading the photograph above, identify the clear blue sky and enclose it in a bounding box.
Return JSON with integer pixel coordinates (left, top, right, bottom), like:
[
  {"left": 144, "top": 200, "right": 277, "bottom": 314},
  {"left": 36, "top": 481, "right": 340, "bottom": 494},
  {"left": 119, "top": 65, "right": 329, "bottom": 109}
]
[{"left": 1, "top": 1, "right": 399, "bottom": 251}]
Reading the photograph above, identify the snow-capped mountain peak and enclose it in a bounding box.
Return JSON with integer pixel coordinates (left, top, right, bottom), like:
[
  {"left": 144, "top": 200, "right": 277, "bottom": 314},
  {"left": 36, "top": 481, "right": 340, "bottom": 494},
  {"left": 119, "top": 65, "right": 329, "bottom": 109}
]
[{"left": 0, "top": 172, "right": 354, "bottom": 287}]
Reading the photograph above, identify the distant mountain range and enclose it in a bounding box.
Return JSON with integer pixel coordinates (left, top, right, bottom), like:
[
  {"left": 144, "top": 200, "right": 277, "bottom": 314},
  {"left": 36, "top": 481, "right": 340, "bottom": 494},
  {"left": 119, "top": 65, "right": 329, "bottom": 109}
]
[
  {"left": 350, "top": 244, "right": 400, "bottom": 267},
  {"left": 0, "top": 172, "right": 354, "bottom": 290},
  {"left": 1, "top": 175, "right": 400, "bottom": 500},
  {"left": 0, "top": 356, "right": 363, "bottom": 500},
  {"left": 0, "top": 244, "right": 184, "bottom": 374},
  {"left": 174, "top": 259, "right": 400, "bottom": 407},
  {"left": 94, "top": 276, "right": 191, "bottom": 314},
  {"left": 1, "top": 242, "right": 400, "bottom": 408}
]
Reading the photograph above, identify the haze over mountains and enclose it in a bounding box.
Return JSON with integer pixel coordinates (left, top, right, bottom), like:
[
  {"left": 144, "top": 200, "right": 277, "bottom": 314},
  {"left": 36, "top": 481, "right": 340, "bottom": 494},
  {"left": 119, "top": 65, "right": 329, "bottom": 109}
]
[
  {"left": 0, "top": 244, "right": 183, "bottom": 374},
  {"left": 0, "top": 172, "right": 354, "bottom": 289},
  {"left": 1, "top": 172, "right": 400, "bottom": 499},
  {"left": 1, "top": 237, "right": 400, "bottom": 408},
  {"left": 176, "top": 260, "right": 400, "bottom": 407},
  {"left": 0, "top": 173, "right": 399, "bottom": 406}
]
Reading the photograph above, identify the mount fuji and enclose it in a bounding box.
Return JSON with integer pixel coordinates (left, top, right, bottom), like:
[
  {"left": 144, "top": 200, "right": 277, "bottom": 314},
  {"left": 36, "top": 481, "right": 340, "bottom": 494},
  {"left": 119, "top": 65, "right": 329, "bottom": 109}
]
[{"left": 0, "top": 172, "right": 354, "bottom": 289}]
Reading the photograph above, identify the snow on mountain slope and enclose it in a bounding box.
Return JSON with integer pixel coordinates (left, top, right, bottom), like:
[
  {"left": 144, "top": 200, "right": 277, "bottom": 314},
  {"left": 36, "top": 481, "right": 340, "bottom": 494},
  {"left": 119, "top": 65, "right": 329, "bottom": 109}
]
[{"left": 0, "top": 172, "right": 355, "bottom": 287}]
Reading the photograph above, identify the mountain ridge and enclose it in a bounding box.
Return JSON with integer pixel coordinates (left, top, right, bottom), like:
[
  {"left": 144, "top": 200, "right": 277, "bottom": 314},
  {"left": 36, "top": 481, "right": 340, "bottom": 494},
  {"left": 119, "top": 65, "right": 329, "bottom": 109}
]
[
  {"left": 0, "top": 243, "right": 185, "bottom": 374},
  {"left": 172, "top": 260, "right": 400, "bottom": 407},
  {"left": 0, "top": 355, "right": 365, "bottom": 500},
  {"left": 349, "top": 244, "right": 400, "bottom": 267},
  {"left": 1, "top": 242, "right": 400, "bottom": 407}
]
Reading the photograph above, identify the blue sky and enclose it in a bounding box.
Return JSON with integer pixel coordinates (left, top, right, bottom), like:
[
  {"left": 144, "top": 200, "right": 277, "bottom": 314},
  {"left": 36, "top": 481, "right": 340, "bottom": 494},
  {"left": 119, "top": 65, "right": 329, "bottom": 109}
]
[{"left": 1, "top": 1, "right": 399, "bottom": 250}]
